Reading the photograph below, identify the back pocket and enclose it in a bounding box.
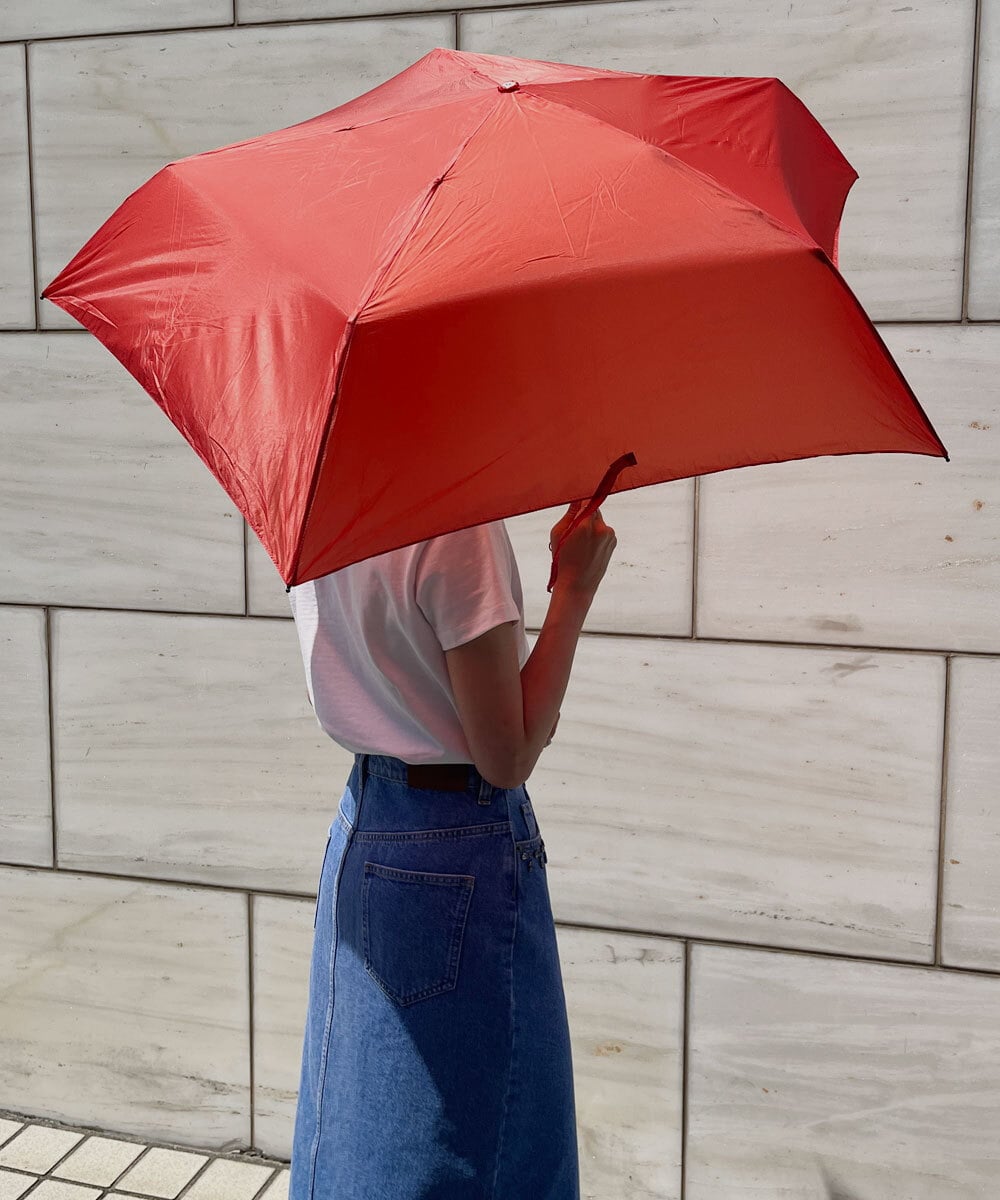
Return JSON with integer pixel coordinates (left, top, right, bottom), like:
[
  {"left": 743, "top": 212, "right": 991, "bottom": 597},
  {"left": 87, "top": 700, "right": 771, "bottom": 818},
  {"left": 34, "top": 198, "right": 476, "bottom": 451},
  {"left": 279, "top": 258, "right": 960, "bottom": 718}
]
[{"left": 362, "top": 862, "right": 475, "bottom": 1007}]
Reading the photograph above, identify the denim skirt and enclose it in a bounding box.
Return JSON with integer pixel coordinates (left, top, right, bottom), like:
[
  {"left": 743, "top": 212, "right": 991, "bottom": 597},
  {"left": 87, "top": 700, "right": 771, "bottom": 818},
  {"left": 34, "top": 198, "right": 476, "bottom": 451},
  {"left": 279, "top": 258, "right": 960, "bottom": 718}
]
[{"left": 288, "top": 752, "right": 580, "bottom": 1200}]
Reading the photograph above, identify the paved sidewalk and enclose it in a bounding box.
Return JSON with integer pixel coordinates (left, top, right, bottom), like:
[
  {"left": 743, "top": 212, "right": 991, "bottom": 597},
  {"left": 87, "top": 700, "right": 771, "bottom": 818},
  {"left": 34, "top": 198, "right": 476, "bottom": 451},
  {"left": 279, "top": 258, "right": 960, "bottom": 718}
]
[{"left": 0, "top": 1113, "right": 288, "bottom": 1200}]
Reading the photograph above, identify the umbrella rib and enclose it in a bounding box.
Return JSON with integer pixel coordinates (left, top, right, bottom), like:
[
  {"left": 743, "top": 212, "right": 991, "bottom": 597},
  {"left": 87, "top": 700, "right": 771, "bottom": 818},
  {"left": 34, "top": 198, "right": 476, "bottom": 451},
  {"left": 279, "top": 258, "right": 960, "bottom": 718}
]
[
  {"left": 290, "top": 104, "right": 500, "bottom": 585},
  {"left": 352, "top": 100, "right": 501, "bottom": 323},
  {"left": 287, "top": 315, "right": 358, "bottom": 588},
  {"left": 526, "top": 86, "right": 826, "bottom": 256}
]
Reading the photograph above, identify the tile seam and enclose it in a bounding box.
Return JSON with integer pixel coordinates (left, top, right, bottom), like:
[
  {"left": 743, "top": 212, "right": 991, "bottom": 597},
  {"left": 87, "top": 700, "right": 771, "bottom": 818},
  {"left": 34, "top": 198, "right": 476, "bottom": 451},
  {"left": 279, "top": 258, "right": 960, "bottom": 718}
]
[
  {"left": 961, "top": 0, "right": 983, "bottom": 322},
  {"left": 1, "top": 859, "right": 996, "bottom": 976}
]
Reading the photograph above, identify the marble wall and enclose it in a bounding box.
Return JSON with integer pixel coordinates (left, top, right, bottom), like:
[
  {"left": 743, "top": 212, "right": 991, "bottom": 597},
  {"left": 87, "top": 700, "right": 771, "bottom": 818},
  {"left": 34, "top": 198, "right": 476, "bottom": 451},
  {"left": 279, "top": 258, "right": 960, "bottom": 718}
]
[{"left": 1, "top": 2, "right": 998, "bottom": 1196}]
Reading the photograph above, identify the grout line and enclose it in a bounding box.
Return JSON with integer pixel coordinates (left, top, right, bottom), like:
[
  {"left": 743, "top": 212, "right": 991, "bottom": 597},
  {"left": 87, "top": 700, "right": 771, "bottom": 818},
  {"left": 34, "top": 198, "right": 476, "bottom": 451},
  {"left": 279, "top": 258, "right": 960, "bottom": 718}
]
[
  {"left": 961, "top": 0, "right": 983, "bottom": 323},
  {"left": 454, "top": 9, "right": 460, "bottom": 50},
  {"left": 0, "top": 597, "right": 993, "bottom": 665},
  {"left": 243, "top": 519, "right": 249, "bottom": 618},
  {"left": 22, "top": 42, "right": 39, "bottom": 331},
  {"left": 0, "top": 1110, "right": 291, "bottom": 1175},
  {"left": 934, "top": 656, "right": 953, "bottom": 967},
  {"left": 247, "top": 891, "right": 256, "bottom": 1151},
  {"left": 680, "top": 940, "right": 691, "bottom": 1200},
  {"left": 43, "top": 608, "right": 56, "bottom": 869},
  {"left": 0, "top": 861, "right": 320, "bottom": 904},
  {"left": 169, "top": 1152, "right": 218, "bottom": 1200},
  {"left": 549, "top": 923, "right": 1000, "bottom": 976},
  {"left": 0, "top": 1, "right": 637, "bottom": 47},
  {"left": 690, "top": 477, "right": 699, "bottom": 639},
  {"left": 0, "top": 848, "right": 996, "bottom": 979}
]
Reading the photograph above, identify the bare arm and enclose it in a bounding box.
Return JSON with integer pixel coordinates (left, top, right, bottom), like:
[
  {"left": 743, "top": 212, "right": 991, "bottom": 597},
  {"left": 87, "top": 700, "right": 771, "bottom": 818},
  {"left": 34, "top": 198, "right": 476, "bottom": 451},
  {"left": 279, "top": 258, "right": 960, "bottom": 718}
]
[{"left": 444, "top": 582, "right": 593, "bottom": 789}]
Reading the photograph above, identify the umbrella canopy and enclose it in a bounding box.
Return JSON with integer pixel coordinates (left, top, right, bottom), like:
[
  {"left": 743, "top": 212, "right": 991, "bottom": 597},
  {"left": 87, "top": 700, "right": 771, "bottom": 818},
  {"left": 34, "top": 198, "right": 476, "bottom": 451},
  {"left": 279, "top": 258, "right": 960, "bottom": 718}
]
[{"left": 41, "top": 47, "right": 949, "bottom": 593}]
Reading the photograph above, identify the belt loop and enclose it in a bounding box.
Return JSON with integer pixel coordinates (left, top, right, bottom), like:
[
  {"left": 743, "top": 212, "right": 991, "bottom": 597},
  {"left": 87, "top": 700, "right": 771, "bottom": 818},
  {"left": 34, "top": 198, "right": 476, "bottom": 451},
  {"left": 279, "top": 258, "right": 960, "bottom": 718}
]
[{"left": 477, "top": 773, "right": 492, "bottom": 806}]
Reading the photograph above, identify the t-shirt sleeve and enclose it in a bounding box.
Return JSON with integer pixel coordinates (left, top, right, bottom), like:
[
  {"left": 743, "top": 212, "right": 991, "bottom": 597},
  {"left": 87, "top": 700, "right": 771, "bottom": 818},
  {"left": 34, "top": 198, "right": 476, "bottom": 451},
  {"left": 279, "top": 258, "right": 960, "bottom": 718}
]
[{"left": 415, "top": 520, "right": 523, "bottom": 653}]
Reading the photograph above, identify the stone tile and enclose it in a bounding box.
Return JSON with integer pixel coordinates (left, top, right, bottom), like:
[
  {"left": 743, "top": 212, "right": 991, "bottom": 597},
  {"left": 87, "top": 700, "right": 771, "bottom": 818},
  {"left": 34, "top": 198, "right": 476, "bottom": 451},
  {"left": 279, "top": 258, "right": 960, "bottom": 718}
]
[
  {"left": 462, "top": 0, "right": 973, "bottom": 319},
  {"left": 246, "top": 533, "right": 292, "bottom": 619},
  {"left": 696, "top": 325, "right": 998, "bottom": 653},
  {"left": 0, "top": 44, "right": 33, "bottom": 328},
  {"left": 0, "top": 868, "right": 249, "bottom": 1144},
  {"left": 0, "top": 334, "right": 244, "bottom": 614},
  {"left": 686, "top": 943, "right": 1000, "bottom": 1197},
  {"left": 114, "top": 1148, "right": 208, "bottom": 1199},
  {"left": 0, "top": 1169, "right": 36, "bottom": 1200},
  {"left": 968, "top": 0, "right": 999, "bottom": 318},
  {"left": 250, "top": 896, "right": 315, "bottom": 1158},
  {"left": 23, "top": 1182, "right": 100, "bottom": 1200},
  {"left": 512, "top": 480, "right": 694, "bottom": 638},
  {"left": 51, "top": 1136, "right": 146, "bottom": 1188},
  {"left": 0, "top": 606, "right": 51, "bottom": 866},
  {"left": 51, "top": 607, "right": 349, "bottom": 891},
  {"left": 180, "top": 1158, "right": 276, "bottom": 1200},
  {"left": 530, "top": 634, "right": 943, "bottom": 959},
  {"left": 2, "top": 2, "right": 229, "bottom": 41},
  {"left": 941, "top": 655, "right": 1000, "bottom": 970},
  {"left": 0, "top": 1122, "right": 25, "bottom": 1148},
  {"left": 0, "top": 1126, "right": 82, "bottom": 1174},
  {"left": 248, "top": 477, "right": 696, "bottom": 643},
  {"left": 238, "top": 0, "right": 499, "bottom": 21},
  {"left": 30, "top": 19, "right": 455, "bottom": 331},
  {"left": 257, "top": 1169, "right": 288, "bottom": 1200},
  {"left": 557, "top": 926, "right": 683, "bottom": 1200}
]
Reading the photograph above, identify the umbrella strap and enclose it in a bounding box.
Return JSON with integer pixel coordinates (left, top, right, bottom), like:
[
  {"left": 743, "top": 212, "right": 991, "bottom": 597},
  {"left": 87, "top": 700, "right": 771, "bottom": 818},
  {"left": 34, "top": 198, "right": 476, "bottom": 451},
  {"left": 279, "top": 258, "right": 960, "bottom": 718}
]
[{"left": 547, "top": 451, "right": 637, "bottom": 594}]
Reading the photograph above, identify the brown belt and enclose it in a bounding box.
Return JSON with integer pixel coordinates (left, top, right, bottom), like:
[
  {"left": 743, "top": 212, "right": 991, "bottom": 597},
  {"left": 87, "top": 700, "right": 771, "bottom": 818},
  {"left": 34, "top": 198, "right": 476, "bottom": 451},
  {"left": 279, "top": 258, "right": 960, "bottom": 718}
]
[{"left": 406, "top": 762, "right": 474, "bottom": 791}]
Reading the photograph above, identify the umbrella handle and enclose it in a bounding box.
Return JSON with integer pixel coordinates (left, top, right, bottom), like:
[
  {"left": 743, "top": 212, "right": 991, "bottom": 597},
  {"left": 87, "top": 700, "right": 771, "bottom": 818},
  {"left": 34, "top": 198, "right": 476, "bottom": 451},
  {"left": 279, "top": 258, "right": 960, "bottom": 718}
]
[{"left": 547, "top": 451, "right": 637, "bottom": 594}]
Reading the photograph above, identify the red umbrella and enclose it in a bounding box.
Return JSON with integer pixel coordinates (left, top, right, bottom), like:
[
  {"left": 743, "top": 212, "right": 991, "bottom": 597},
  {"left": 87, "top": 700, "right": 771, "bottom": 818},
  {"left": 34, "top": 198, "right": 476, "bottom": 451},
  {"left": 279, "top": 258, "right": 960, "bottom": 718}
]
[{"left": 41, "top": 47, "right": 948, "bottom": 593}]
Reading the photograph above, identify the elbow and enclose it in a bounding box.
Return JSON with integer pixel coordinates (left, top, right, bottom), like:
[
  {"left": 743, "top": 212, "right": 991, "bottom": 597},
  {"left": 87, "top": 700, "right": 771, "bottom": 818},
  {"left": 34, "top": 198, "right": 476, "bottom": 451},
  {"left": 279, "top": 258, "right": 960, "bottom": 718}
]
[
  {"left": 502, "top": 748, "right": 532, "bottom": 792},
  {"left": 478, "top": 749, "right": 526, "bottom": 792}
]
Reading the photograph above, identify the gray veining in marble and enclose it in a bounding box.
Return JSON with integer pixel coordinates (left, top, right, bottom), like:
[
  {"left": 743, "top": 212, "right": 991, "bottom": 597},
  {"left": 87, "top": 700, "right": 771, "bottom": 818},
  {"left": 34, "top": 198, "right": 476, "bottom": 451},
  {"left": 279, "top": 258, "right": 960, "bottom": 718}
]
[
  {"left": 686, "top": 943, "right": 1000, "bottom": 1198},
  {"left": 696, "top": 325, "right": 999, "bottom": 654},
  {"left": 0, "top": 43, "right": 33, "bottom": 329},
  {"left": 528, "top": 633, "right": 944, "bottom": 959},
  {"left": 249, "top": 895, "right": 313, "bottom": 1160},
  {"left": 0, "top": 606, "right": 51, "bottom": 867},
  {"left": 555, "top": 926, "right": 684, "bottom": 1200},
  {"left": 0, "top": 334, "right": 245, "bottom": 613},
  {"left": 51, "top": 607, "right": 351, "bottom": 891},
  {"left": 461, "top": 0, "right": 974, "bottom": 320},
  {"left": 30, "top": 18, "right": 455, "bottom": 331},
  {"left": 941, "top": 654, "right": 1000, "bottom": 971},
  {"left": 968, "top": 0, "right": 999, "bottom": 319},
  {"left": 0, "top": 866, "right": 250, "bottom": 1144}
]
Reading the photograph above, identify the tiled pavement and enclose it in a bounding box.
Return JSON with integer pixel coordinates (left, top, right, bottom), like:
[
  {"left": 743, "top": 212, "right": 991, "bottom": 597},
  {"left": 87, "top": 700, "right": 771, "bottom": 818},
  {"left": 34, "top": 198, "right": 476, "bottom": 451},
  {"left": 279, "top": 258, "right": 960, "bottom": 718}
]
[{"left": 0, "top": 1114, "right": 288, "bottom": 1200}]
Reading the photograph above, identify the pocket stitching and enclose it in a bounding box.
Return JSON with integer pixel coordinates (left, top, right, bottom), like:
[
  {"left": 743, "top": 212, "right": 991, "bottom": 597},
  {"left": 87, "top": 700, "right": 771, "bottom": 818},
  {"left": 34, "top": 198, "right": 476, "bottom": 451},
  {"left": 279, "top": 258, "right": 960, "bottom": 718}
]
[{"left": 362, "top": 864, "right": 475, "bottom": 1006}]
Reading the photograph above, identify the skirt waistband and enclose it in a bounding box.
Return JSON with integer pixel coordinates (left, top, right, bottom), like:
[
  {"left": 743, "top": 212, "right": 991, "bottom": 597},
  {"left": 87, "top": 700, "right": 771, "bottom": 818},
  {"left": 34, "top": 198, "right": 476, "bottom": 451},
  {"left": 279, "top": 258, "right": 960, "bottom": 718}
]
[{"left": 354, "top": 752, "right": 505, "bottom": 801}]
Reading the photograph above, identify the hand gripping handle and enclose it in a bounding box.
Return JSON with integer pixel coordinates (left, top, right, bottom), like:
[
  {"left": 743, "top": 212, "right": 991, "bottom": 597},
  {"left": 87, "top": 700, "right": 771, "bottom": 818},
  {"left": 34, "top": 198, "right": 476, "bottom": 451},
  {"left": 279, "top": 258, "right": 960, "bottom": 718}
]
[{"left": 547, "top": 451, "right": 638, "bottom": 594}]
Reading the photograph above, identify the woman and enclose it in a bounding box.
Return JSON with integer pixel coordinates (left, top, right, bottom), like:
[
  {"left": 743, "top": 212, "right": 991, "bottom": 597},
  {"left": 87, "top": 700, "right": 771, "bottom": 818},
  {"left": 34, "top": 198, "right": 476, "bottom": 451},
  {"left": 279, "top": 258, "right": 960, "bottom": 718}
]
[{"left": 286, "top": 500, "right": 617, "bottom": 1200}]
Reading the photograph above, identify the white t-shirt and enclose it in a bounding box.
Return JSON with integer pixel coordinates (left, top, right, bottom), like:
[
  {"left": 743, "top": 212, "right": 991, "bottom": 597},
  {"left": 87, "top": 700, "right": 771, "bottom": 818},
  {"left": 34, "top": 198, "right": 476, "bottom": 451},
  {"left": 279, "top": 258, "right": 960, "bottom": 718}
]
[{"left": 287, "top": 520, "right": 531, "bottom": 765}]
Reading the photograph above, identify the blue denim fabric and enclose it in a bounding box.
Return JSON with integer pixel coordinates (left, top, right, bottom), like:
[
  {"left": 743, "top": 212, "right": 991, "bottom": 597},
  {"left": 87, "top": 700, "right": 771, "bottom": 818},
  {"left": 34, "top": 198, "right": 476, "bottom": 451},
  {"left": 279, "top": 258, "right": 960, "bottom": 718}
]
[{"left": 289, "top": 752, "right": 580, "bottom": 1200}]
